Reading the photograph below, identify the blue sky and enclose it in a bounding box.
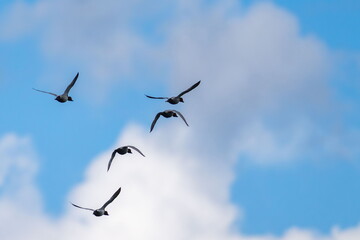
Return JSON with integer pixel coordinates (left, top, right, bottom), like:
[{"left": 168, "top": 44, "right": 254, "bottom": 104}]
[
  {"left": 231, "top": 1, "right": 360, "bottom": 235},
  {"left": 242, "top": 0, "right": 360, "bottom": 50},
  {"left": 0, "top": 0, "right": 360, "bottom": 239}
]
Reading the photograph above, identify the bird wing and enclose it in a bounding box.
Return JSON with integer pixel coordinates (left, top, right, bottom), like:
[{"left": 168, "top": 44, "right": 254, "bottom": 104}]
[
  {"left": 150, "top": 112, "right": 161, "bottom": 132},
  {"left": 101, "top": 187, "right": 122, "bottom": 209},
  {"left": 107, "top": 150, "right": 117, "bottom": 172},
  {"left": 126, "top": 145, "right": 145, "bottom": 157},
  {"left": 64, "top": 72, "right": 79, "bottom": 95},
  {"left": 145, "top": 94, "right": 168, "bottom": 100},
  {"left": 71, "top": 202, "right": 95, "bottom": 212},
  {"left": 177, "top": 80, "right": 201, "bottom": 97},
  {"left": 172, "top": 110, "right": 189, "bottom": 126},
  {"left": 32, "top": 88, "right": 57, "bottom": 97}
]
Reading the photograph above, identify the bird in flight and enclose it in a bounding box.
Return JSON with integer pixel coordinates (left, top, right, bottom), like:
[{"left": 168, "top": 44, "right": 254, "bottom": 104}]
[
  {"left": 150, "top": 110, "right": 189, "bottom": 132},
  {"left": 33, "top": 72, "right": 79, "bottom": 103},
  {"left": 107, "top": 146, "right": 145, "bottom": 171},
  {"left": 71, "top": 187, "right": 121, "bottom": 217},
  {"left": 145, "top": 80, "right": 201, "bottom": 105}
]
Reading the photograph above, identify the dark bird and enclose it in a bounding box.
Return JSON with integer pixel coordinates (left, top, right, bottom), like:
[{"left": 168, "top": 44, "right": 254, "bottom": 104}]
[
  {"left": 107, "top": 146, "right": 145, "bottom": 171},
  {"left": 150, "top": 110, "right": 189, "bottom": 132},
  {"left": 33, "top": 72, "right": 79, "bottom": 103},
  {"left": 71, "top": 187, "right": 121, "bottom": 217},
  {"left": 145, "top": 80, "right": 200, "bottom": 104}
]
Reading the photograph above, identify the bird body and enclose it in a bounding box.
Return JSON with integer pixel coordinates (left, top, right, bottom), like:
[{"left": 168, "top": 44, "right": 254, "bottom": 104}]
[
  {"left": 33, "top": 72, "right": 79, "bottom": 103},
  {"left": 114, "top": 146, "right": 131, "bottom": 155},
  {"left": 160, "top": 110, "right": 177, "bottom": 118},
  {"left": 93, "top": 209, "right": 108, "bottom": 217},
  {"left": 150, "top": 110, "right": 189, "bottom": 132},
  {"left": 55, "top": 95, "right": 72, "bottom": 103},
  {"left": 145, "top": 80, "right": 200, "bottom": 104},
  {"left": 166, "top": 96, "right": 183, "bottom": 105},
  {"left": 71, "top": 187, "right": 121, "bottom": 217}
]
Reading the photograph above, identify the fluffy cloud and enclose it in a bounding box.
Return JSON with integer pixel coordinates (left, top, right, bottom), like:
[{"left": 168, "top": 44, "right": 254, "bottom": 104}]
[
  {"left": 160, "top": 1, "right": 337, "bottom": 164},
  {"left": 0, "top": 128, "right": 360, "bottom": 240},
  {"left": 0, "top": 125, "right": 240, "bottom": 240},
  {"left": 0, "top": 134, "right": 41, "bottom": 209},
  {"left": 0, "top": 134, "right": 52, "bottom": 240},
  {"left": 162, "top": 1, "right": 360, "bottom": 164},
  {"left": 63, "top": 124, "right": 240, "bottom": 240},
  {"left": 0, "top": 1, "right": 46, "bottom": 40}
]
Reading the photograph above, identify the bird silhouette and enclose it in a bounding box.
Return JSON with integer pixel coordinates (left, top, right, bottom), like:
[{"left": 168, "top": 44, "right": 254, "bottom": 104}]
[
  {"left": 71, "top": 187, "right": 121, "bottom": 217},
  {"left": 145, "top": 80, "right": 200, "bottom": 104},
  {"left": 107, "top": 146, "right": 145, "bottom": 171},
  {"left": 150, "top": 110, "right": 189, "bottom": 132},
  {"left": 33, "top": 72, "right": 79, "bottom": 103}
]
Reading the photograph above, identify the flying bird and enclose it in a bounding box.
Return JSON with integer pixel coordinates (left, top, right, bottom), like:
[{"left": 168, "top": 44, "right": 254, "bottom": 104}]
[
  {"left": 150, "top": 110, "right": 189, "bottom": 132},
  {"left": 33, "top": 72, "right": 79, "bottom": 103},
  {"left": 145, "top": 80, "right": 201, "bottom": 104},
  {"left": 71, "top": 187, "right": 121, "bottom": 217},
  {"left": 107, "top": 146, "right": 145, "bottom": 171}
]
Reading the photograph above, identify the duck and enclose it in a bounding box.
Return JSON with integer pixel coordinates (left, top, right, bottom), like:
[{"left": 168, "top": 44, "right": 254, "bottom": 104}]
[
  {"left": 107, "top": 146, "right": 145, "bottom": 171},
  {"left": 150, "top": 110, "right": 189, "bottom": 132},
  {"left": 33, "top": 72, "right": 79, "bottom": 103},
  {"left": 145, "top": 80, "right": 200, "bottom": 104},
  {"left": 71, "top": 187, "right": 121, "bottom": 217}
]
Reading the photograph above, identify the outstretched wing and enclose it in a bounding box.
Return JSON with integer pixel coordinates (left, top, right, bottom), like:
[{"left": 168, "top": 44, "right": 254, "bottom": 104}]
[
  {"left": 101, "top": 187, "right": 122, "bottom": 210},
  {"left": 145, "top": 94, "right": 168, "bottom": 100},
  {"left": 172, "top": 110, "right": 189, "bottom": 126},
  {"left": 150, "top": 112, "right": 161, "bottom": 132},
  {"left": 64, "top": 72, "right": 79, "bottom": 95},
  {"left": 177, "top": 80, "right": 201, "bottom": 97},
  {"left": 71, "top": 202, "right": 95, "bottom": 212},
  {"left": 32, "top": 88, "right": 57, "bottom": 97},
  {"left": 126, "top": 145, "right": 145, "bottom": 157},
  {"left": 107, "top": 150, "right": 117, "bottom": 172}
]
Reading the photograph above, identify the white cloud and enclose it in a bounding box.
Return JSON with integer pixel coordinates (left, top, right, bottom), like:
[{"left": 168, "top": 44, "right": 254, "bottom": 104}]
[
  {"left": 0, "top": 128, "right": 360, "bottom": 240},
  {"left": 159, "top": 1, "right": 338, "bottom": 164},
  {"left": 0, "top": 134, "right": 41, "bottom": 210},
  {"left": 233, "top": 120, "right": 308, "bottom": 164},
  {"left": 0, "top": 125, "right": 241, "bottom": 240},
  {"left": 63, "top": 124, "right": 240, "bottom": 240},
  {"left": 0, "top": 1, "right": 46, "bottom": 40},
  {"left": 0, "top": 134, "right": 52, "bottom": 240}
]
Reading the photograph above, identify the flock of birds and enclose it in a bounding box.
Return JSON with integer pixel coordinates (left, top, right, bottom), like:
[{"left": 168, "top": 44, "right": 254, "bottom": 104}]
[{"left": 33, "top": 73, "right": 201, "bottom": 217}]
